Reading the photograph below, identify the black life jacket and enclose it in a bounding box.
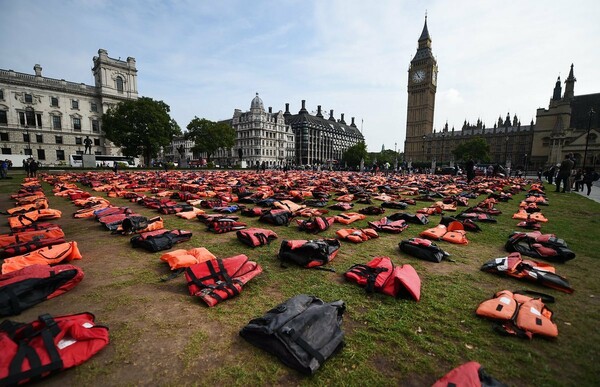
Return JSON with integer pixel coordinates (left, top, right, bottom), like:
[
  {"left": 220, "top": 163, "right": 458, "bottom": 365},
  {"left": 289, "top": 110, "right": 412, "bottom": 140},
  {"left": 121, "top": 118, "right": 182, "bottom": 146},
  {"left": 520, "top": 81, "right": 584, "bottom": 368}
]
[
  {"left": 296, "top": 217, "right": 334, "bottom": 233},
  {"left": 0, "top": 312, "right": 109, "bottom": 385},
  {"left": 0, "top": 236, "right": 66, "bottom": 259},
  {"left": 259, "top": 209, "right": 292, "bottom": 226},
  {"left": 236, "top": 228, "right": 278, "bottom": 247},
  {"left": 130, "top": 229, "right": 193, "bottom": 252},
  {"left": 358, "top": 206, "right": 385, "bottom": 215},
  {"left": 505, "top": 231, "right": 575, "bottom": 263},
  {"left": 344, "top": 256, "right": 421, "bottom": 301},
  {"left": 239, "top": 294, "right": 345, "bottom": 375},
  {"left": 278, "top": 239, "right": 340, "bottom": 269},
  {"left": 399, "top": 238, "right": 451, "bottom": 263},
  {"left": 432, "top": 361, "right": 506, "bottom": 387},
  {"left": 158, "top": 204, "right": 193, "bottom": 215},
  {"left": 0, "top": 264, "right": 84, "bottom": 317},
  {"left": 387, "top": 212, "right": 429, "bottom": 225},
  {"left": 196, "top": 214, "right": 240, "bottom": 224},
  {"left": 303, "top": 199, "right": 329, "bottom": 207},
  {"left": 381, "top": 201, "right": 409, "bottom": 210}
]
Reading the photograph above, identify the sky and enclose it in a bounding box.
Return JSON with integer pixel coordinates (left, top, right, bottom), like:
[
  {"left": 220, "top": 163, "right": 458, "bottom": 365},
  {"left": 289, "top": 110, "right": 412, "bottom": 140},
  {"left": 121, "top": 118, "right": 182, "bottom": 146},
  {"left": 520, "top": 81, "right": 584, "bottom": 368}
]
[{"left": 2, "top": 0, "right": 600, "bottom": 152}]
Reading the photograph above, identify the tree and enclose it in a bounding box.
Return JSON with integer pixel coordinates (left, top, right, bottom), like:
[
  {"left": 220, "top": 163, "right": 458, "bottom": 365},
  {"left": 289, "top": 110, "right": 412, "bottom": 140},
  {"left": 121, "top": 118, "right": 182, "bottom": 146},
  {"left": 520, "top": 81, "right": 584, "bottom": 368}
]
[
  {"left": 185, "top": 117, "right": 235, "bottom": 163},
  {"left": 452, "top": 137, "right": 491, "bottom": 163},
  {"left": 102, "top": 97, "right": 180, "bottom": 167},
  {"left": 342, "top": 141, "right": 368, "bottom": 168}
]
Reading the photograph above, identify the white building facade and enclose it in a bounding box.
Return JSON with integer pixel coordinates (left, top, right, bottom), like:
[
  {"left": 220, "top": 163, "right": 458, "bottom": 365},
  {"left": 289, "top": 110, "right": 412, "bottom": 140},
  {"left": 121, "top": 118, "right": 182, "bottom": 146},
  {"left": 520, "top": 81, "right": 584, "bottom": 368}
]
[
  {"left": 0, "top": 49, "right": 138, "bottom": 166},
  {"left": 212, "top": 94, "right": 295, "bottom": 168}
]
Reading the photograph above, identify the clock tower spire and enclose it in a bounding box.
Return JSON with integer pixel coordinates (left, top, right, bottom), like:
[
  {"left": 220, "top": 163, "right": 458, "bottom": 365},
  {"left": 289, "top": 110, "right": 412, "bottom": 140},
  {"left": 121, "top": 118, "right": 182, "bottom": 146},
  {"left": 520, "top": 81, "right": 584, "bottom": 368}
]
[{"left": 404, "top": 15, "right": 438, "bottom": 163}]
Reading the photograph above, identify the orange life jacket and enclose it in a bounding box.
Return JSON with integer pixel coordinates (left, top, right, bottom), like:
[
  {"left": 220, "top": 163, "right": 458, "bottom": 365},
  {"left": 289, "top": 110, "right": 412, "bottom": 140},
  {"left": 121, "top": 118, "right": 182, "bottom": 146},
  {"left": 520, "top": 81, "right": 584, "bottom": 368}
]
[
  {"left": 441, "top": 221, "right": 469, "bottom": 245},
  {"left": 6, "top": 199, "right": 49, "bottom": 215},
  {"left": 419, "top": 224, "right": 447, "bottom": 240},
  {"left": 476, "top": 290, "right": 558, "bottom": 339},
  {"left": 336, "top": 228, "right": 379, "bottom": 243},
  {"left": 160, "top": 247, "right": 216, "bottom": 270},
  {"left": 334, "top": 212, "right": 366, "bottom": 225},
  {"left": 0, "top": 227, "right": 65, "bottom": 248},
  {"left": 8, "top": 209, "right": 62, "bottom": 230},
  {"left": 1, "top": 241, "right": 82, "bottom": 274}
]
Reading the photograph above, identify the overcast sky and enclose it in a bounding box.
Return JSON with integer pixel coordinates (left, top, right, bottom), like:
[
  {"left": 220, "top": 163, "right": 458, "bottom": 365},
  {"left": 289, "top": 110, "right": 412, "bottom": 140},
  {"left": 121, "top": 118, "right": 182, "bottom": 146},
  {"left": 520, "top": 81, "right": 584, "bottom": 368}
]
[{"left": 2, "top": 0, "right": 599, "bottom": 152}]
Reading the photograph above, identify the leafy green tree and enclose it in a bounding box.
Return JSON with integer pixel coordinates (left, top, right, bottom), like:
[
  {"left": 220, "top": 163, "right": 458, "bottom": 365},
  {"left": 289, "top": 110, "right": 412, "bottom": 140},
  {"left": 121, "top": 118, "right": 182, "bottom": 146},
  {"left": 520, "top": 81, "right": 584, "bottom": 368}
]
[
  {"left": 185, "top": 118, "right": 235, "bottom": 163},
  {"left": 102, "top": 97, "right": 181, "bottom": 166},
  {"left": 342, "top": 141, "right": 368, "bottom": 168},
  {"left": 452, "top": 137, "right": 491, "bottom": 163},
  {"left": 377, "top": 149, "right": 401, "bottom": 165}
]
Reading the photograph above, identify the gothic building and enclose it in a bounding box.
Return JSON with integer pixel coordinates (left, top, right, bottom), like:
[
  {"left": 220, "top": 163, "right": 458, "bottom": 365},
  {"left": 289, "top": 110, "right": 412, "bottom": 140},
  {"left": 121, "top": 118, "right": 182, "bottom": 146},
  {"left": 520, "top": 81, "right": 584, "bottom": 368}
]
[
  {"left": 283, "top": 100, "right": 364, "bottom": 166},
  {"left": 0, "top": 49, "right": 138, "bottom": 166},
  {"left": 532, "top": 64, "right": 599, "bottom": 169},
  {"left": 404, "top": 16, "right": 438, "bottom": 162}
]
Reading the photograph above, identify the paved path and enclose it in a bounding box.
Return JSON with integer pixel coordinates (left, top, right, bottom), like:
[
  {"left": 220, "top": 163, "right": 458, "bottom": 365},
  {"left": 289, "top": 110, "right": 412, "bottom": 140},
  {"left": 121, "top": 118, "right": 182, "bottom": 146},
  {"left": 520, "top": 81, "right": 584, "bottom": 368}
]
[{"left": 573, "top": 181, "right": 600, "bottom": 204}]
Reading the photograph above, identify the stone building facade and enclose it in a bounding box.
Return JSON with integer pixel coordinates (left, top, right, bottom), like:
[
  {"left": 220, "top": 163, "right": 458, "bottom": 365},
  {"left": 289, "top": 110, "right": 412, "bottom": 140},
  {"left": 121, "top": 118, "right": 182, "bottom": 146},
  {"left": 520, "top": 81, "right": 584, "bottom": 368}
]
[
  {"left": 283, "top": 100, "right": 364, "bottom": 167},
  {"left": 531, "top": 64, "right": 599, "bottom": 170},
  {"left": 211, "top": 94, "right": 295, "bottom": 168},
  {"left": 0, "top": 49, "right": 138, "bottom": 166}
]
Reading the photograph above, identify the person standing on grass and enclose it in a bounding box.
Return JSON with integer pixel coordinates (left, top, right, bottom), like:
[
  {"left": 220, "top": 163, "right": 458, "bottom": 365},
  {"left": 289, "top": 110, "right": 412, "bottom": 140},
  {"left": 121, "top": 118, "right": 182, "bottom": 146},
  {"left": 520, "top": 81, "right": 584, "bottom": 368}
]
[
  {"left": 555, "top": 154, "right": 574, "bottom": 193},
  {"left": 0, "top": 159, "right": 7, "bottom": 179},
  {"left": 582, "top": 168, "right": 600, "bottom": 196}
]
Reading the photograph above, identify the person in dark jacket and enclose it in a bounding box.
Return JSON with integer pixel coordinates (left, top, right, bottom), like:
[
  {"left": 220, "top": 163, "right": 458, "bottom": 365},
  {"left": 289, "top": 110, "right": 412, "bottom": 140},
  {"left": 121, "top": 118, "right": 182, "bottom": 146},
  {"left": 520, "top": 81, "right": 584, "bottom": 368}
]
[
  {"left": 555, "top": 154, "right": 575, "bottom": 193},
  {"left": 582, "top": 168, "right": 600, "bottom": 196}
]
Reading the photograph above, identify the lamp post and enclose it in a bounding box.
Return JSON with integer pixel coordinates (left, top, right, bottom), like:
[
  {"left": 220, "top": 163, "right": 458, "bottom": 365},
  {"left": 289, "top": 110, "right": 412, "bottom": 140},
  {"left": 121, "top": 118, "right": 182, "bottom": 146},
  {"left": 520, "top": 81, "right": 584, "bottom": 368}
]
[
  {"left": 422, "top": 135, "right": 426, "bottom": 164},
  {"left": 524, "top": 153, "right": 528, "bottom": 177},
  {"left": 583, "top": 108, "right": 595, "bottom": 170}
]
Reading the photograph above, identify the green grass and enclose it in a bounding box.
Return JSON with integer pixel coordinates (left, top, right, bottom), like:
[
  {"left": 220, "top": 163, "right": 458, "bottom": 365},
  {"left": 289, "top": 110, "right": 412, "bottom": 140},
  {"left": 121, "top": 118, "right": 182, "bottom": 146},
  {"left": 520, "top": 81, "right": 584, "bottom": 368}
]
[{"left": 1, "top": 172, "right": 599, "bottom": 386}]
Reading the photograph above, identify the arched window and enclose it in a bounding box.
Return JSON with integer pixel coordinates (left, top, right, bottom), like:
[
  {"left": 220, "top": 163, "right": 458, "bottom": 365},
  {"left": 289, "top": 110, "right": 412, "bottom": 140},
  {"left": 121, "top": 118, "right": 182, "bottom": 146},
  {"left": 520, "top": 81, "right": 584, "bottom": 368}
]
[{"left": 116, "top": 76, "right": 124, "bottom": 93}]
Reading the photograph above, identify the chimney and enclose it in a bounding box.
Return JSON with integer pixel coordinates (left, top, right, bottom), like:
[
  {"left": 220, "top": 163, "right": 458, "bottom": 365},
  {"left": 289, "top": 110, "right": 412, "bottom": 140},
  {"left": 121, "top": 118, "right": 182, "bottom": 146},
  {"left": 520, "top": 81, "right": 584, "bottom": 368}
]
[
  {"left": 316, "top": 105, "right": 323, "bottom": 118},
  {"left": 299, "top": 100, "right": 308, "bottom": 113},
  {"left": 351, "top": 117, "right": 356, "bottom": 127},
  {"left": 340, "top": 113, "right": 346, "bottom": 124},
  {"left": 329, "top": 109, "right": 335, "bottom": 121},
  {"left": 268, "top": 107, "right": 272, "bottom": 113},
  {"left": 284, "top": 103, "right": 291, "bottom": 117},
  {"left": 33, "top": 64, "right": 42, "bottom": 77}
]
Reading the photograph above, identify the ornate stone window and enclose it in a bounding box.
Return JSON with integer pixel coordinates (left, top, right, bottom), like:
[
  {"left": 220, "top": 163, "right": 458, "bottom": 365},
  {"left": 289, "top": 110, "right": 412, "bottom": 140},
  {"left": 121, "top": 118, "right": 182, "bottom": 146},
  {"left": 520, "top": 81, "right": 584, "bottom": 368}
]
[
  {"left": 71, "top": 99, "right": 79, "bottom": 109},
  {"left": 116, "top": 76, "right": 124, "bottom": 93},
  {"left": 73, "top": 117, "right": 82, "bottom": 131},
  {"left": 52, "top": 115, "right": 62, "bottom": 130},
  {"left": 51, "top": 97, "right": 59, "bottom": 107},
  {"left": 24, "top": 93, "right": 33, "bottom": 104},
  {"left": 91, "top": 102, "right": 98, "bottom": 112}
]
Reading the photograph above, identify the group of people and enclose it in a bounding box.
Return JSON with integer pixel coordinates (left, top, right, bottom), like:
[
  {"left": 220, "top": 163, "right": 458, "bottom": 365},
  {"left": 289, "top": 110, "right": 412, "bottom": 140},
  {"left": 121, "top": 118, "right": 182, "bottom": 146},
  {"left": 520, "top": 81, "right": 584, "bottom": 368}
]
[
  {"left": 539, "top": 153, "right": 599, "bottom": 196},
  {"left": 23, "top": 157, "right": 40, "bottom": 178}
]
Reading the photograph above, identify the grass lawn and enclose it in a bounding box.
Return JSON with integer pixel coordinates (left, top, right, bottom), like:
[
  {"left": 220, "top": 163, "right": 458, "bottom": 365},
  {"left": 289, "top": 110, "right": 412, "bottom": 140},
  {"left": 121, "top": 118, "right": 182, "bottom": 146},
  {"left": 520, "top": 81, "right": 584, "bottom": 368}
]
[{"left": 1, "top": 171, "right": 599, "bottom": 386}]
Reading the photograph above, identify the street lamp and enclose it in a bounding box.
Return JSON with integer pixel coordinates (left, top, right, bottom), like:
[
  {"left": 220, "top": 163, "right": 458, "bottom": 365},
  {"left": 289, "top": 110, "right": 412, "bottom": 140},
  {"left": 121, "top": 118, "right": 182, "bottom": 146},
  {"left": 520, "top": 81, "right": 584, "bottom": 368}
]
[
  {"left": 583, "top": 108, "right": 595, "bottom": 170},
  {"left": 524, "top": 153, "right": 528, "bottom": 177},
  {"left": 422, "top": 135, "right": 426, "bottom": 163}
]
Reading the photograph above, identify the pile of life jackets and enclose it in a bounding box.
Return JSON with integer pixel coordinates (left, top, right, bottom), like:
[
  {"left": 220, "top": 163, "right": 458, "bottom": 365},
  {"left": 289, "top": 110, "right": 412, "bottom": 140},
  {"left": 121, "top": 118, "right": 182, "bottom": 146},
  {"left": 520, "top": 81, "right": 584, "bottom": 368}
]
[
  {"left": 185, "top": 254, "right": 262, "bottom": 307},
  {"left": 345, "top": 257, "right": 421, "bottom": 301},
  {"left": 505, "top": 231, "right": 575, "bottom": 263},
  {"left": 336, "top": 228, "right": 379, "bottom": 243},
  {"left": 476, "top": 290, "right": 558, "bottom": 339},
  {"left": 419, "top": 221, "right": 469, "bottom": 245},
  {"left": 481, "top": 252, "right": 573, "bottom": 293},
  {"left": 278, "top": 239, "right": 340, "bottom": 269}
]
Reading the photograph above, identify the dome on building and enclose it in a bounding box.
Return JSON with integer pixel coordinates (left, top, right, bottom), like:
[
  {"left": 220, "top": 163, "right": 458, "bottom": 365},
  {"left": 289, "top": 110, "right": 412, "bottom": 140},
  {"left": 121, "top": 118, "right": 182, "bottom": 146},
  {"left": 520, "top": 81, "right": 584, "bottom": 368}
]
[{"left": 250, "top": 92, "right": 264, "bottom": 111}]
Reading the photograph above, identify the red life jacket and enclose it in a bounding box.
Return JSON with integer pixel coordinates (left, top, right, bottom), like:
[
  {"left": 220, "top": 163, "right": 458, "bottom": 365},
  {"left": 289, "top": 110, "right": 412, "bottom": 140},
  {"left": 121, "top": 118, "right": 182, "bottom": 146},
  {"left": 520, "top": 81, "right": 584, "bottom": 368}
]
[
  {"left": 336, "top": 228, "right": 379, "bottom": 243},
  {"left": 345, "top": 257, "right": 421, "bottom": 301},
  {"left": 278, "top": 239, "right": 340, "bottom": 269},
  {"left": 367, "top": 217, "right": 408, "bottom": 233},
  {"left": 0, "top": 264, "right": 84, "bottom": 316},
  {"left": 0, "top": 236, "right": 66, "bottom": 259},
  {"left": 185, "top": 255, "right": 262, "bottom": 307},
  {"left": 207, "top": 219, "right": 247, "bottom": 234},
  {"left": 432, "top": 361, "right": 504, "bottom": 387},
  {"left": 0, "top": 312, "right": 109, "bottom": 385},
  {"left": 296, "top": 216, "right": 334, "bottom": 233},
  {"left": 236, "top": 228, "right": 278, "bottom": 247}
]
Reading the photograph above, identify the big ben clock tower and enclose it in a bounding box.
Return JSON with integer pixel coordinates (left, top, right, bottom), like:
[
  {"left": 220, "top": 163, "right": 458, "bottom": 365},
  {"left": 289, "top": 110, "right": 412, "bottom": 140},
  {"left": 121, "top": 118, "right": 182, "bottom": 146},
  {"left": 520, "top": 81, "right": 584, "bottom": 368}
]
[{"left": 404, "top": 16, "right": 438, "bottom": 162}]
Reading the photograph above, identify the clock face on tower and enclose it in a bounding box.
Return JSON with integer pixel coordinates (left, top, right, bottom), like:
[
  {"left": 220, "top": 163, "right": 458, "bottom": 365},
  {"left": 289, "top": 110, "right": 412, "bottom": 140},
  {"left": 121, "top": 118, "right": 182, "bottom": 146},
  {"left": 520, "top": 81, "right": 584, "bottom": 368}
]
[{"left": 412, "top": 69, "right": 426, "bottom": 83}]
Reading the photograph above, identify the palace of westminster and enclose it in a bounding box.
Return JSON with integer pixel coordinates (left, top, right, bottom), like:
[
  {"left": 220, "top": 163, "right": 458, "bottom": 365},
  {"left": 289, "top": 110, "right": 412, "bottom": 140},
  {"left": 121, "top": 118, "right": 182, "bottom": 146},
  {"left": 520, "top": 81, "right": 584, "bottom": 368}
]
[{"left": 1, "top": 18, "right": 598, "bottom": 170}]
